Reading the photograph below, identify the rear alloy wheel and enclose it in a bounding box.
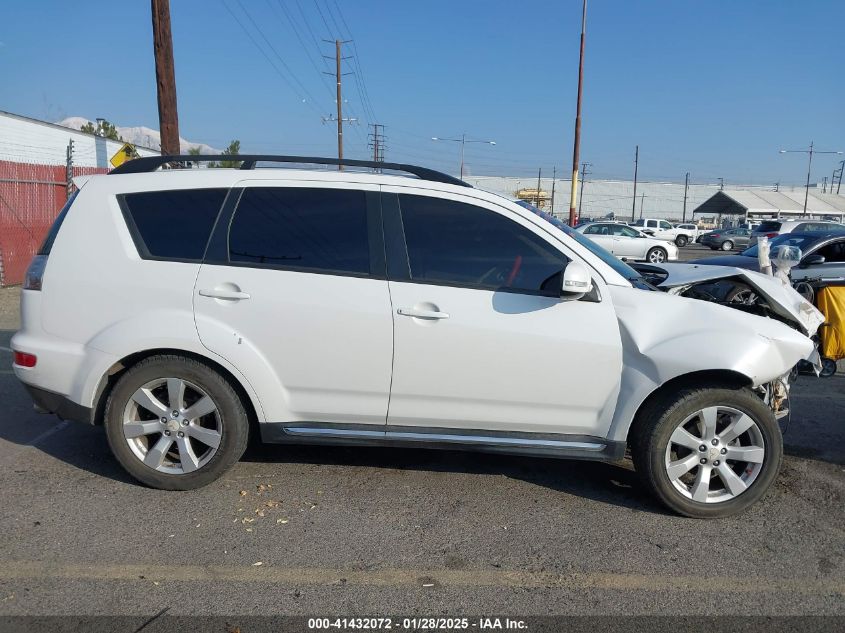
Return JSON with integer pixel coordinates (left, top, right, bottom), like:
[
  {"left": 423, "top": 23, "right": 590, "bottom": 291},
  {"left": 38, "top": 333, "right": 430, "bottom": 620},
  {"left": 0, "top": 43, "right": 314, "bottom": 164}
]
[
  {"left": 675, "top": 235, "right": 688, "bottom": 247},
  {"left": 105, "top": 355, "right": 249, "bottom": 490},
  {"left": 631, "top": 386, "right": 782, "bottom": 518},
  {"left": 646, "top": 247, "right": 667, "bottom": 263},
  {"left": 721, "top": 240, "right": 734, "bottom": 251}
]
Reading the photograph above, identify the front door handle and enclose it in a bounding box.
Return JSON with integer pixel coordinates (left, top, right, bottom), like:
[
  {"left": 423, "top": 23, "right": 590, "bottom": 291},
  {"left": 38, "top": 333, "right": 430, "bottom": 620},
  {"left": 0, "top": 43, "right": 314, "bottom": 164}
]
[
  {"left": 397, "top": 307, "right": 450, "bottom": 320},
  {"left": 198, "top": 288, "right": 251, "bottom": 301}
]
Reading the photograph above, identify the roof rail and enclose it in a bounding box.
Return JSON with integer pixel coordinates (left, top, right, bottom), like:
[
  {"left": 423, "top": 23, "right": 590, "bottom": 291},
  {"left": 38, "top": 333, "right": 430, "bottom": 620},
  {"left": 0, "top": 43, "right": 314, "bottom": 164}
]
[{"left": 109, "top": 154, "right": 471, "bottom": 187}]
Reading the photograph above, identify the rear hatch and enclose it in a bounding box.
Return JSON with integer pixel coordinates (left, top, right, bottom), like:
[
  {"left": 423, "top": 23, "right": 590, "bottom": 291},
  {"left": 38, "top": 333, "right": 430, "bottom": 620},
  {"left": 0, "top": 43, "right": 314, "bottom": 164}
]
[{"left": 751, "top": 220, "right": 782, "bottom": 242}]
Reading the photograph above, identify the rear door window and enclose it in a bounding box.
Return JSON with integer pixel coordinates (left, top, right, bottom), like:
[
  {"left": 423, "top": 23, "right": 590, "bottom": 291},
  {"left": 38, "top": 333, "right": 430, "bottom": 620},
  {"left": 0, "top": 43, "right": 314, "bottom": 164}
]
[
  {"left": 121, "top": 188, "right": 227, "bottom": 261},
  {"left": 227, "top": 187, "right": 370, "bottom": 275},
  {"left": 397, "top": 194, "right": 568, "bottom": 293}
]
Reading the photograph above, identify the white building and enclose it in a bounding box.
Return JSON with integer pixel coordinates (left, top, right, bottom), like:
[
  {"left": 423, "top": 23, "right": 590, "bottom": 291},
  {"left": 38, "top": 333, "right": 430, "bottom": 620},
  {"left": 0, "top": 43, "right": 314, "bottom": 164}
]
[{"left": 0, "top": 110, "right": 160, "bottom": 168}]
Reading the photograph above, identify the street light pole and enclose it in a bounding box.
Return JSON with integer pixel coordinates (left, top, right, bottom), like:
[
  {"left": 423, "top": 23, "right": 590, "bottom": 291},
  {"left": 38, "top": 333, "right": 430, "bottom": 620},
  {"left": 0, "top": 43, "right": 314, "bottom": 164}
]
[
  {"left": 432, "top": 134, "right": 496, "bottom": 180},
  {"left": 780, "top": 142, "right": 844, "bottom": 213}
]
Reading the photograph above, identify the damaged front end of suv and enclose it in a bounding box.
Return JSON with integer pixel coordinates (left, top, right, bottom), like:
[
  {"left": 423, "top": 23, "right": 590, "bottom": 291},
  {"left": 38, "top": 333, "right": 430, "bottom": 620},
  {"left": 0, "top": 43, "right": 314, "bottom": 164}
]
[{"left": 630, "top": 261, "right": 825, "bottom": 426}]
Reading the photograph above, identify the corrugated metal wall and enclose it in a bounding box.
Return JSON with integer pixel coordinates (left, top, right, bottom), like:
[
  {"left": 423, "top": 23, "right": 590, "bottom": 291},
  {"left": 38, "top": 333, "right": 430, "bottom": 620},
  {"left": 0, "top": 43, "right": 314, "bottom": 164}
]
[{"left": 0, "top": 160, "right": 107, "bottom": 286}]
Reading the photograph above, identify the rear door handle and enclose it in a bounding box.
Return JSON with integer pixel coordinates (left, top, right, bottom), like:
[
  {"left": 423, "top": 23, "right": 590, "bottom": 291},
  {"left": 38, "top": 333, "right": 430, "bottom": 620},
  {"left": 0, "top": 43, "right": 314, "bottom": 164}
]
[
  {"left": 397, "top": 308, "right": 449, "bottom": 320},
  {"left": 198, "top": 288, "right": 251, "bottom": 301}
]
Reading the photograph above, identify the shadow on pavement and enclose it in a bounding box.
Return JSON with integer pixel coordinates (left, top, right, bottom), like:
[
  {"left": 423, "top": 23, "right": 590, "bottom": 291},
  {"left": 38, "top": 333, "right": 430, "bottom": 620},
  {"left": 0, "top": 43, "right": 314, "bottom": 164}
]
[{"left": 242, "top": 441, "right": 669, "bottom": 515}]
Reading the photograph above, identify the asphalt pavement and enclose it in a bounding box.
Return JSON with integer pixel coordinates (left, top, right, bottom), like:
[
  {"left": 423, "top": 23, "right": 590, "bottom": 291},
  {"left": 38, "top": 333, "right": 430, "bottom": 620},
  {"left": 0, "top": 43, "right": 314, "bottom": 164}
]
[{"left": 0, "top": 245, "right": 842, "bottom": 620}]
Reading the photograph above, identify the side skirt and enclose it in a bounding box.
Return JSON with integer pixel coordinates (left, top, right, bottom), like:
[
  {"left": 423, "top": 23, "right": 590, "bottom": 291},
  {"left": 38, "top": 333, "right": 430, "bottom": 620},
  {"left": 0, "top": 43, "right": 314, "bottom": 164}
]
[{"left": 259, "top": 422, "right": 626, "bottom": 462}]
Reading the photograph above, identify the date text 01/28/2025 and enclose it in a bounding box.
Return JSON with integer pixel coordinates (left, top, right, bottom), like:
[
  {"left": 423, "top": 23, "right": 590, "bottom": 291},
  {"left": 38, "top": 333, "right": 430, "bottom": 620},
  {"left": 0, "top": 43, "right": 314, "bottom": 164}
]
[{"left": 307, "top": 617, "right": 528, "bottom": 630}]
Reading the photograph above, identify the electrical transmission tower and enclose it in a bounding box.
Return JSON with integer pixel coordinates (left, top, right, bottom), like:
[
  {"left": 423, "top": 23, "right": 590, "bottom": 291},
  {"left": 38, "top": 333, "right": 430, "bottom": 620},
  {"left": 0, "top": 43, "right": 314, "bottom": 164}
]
[{"left": 368, "top": 124, "right": 386, "bottom": 163}]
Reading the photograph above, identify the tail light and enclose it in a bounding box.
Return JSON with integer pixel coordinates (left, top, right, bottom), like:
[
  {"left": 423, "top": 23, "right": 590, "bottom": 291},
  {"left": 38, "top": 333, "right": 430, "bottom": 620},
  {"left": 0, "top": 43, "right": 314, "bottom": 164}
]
[
  {"left": 23, "top": 255, "right": 48, "bottom": 291},
  {"left": 13, "top": 351, "right": 37, "bottom": 368},
  {"left": 766, "top": 232, "right": 778, "bottom": 238},
  {"left": 711, "top": 233, "right": 721, "bottom": 238}
]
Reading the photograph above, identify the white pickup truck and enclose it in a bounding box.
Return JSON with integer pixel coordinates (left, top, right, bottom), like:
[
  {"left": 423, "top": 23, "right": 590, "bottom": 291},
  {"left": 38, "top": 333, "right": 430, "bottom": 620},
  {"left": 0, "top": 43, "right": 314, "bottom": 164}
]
[{"left": 630, "top": 218, "right": 696, "bottom": 247}]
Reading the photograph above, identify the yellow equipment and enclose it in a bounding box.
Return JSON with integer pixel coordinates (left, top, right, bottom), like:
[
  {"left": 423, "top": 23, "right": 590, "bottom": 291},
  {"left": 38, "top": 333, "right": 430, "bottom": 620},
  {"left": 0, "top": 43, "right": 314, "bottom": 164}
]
[{"left": 815, "top": 286, "right": 845, "bottom": 361}]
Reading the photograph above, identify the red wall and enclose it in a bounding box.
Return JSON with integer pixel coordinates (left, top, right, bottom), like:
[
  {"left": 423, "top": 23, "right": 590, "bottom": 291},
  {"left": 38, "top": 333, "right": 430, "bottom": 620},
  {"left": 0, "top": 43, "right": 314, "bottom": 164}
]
[{"left": 0, "top": 160, "right": 107, "bottom": 285}]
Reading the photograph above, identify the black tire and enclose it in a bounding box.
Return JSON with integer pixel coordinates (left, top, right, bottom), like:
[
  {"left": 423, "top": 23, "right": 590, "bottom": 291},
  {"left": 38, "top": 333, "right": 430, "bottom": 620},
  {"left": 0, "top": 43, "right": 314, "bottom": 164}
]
[
  {"left": 104, "top": 355, "right": 250, "bottom": 490},
  {"left": 646, "top": 247, "right": 667, "bottom": 263},
  {"left": 630, "top": 385, "right": 782, "bottom": 518},
  {"left": 721, "top": 240, "right": 734, "bottom": 251},
  {"left": 675, "top": 235, "right": 688, "bottom": 247}
]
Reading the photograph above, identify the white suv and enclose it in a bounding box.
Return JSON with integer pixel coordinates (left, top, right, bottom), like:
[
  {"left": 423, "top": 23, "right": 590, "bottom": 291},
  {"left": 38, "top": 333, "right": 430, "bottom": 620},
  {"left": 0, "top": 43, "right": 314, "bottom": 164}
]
[{"left": 12, "top": 156, "right": 818, "bottom": 518}]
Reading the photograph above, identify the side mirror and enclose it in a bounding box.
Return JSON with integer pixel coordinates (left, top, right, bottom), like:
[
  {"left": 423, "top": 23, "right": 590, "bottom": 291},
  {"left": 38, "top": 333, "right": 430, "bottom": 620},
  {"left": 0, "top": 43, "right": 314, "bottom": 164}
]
[
  {"left": 561, "top": 261, "right": 593, "bottom": 300},
  {"left": 800, "top": 253, "right": 825, "bottom": 267}
]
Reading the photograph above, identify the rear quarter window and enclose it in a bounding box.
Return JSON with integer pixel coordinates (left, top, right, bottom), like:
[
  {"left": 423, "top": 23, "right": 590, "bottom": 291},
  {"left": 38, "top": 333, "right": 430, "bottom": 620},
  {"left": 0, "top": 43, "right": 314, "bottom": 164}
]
[
  {"left": 120, "top": 188, "right": 228, "bottom": 261},
  {"left": 38, "top": 190, "right": 78, "bottom": 255}
]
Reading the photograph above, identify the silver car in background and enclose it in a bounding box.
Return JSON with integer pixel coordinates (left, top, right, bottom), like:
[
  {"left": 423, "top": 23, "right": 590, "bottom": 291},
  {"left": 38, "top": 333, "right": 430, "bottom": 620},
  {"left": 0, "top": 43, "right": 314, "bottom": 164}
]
[{"left": 576, "top": 222, "right": 679, "bottom": 263}]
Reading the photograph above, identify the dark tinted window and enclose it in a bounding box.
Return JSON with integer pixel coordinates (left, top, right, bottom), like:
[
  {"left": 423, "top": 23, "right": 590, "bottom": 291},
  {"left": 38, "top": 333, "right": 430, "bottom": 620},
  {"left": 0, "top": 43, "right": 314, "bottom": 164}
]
[
  {"left": 228, "top": 187, "right": 369, "bottom": 274},
  {"left": 122, "top": 188, "right": 226, "bottom": 260},
  {"left": 757, "top": 221, "right": 782, "bottom": 232},
  {"left": 816, "top": 239, "right": 845, "bottom": 263},
  {"left": 398, "top": 195, "right": 568, "bottom": 292},
  {"left": 38, "top": 190, "right": 78, "bottom": 255}
]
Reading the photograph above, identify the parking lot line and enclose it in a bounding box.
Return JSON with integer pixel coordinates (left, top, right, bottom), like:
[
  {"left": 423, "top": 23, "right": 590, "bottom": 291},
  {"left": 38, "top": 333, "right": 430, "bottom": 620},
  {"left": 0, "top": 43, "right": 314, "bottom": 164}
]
[
  {"left": 0, "top": 561, "right": 842, "bottom": 595},
  {"left": 0, "top": 345, "right": 12, "bottom": 352}
]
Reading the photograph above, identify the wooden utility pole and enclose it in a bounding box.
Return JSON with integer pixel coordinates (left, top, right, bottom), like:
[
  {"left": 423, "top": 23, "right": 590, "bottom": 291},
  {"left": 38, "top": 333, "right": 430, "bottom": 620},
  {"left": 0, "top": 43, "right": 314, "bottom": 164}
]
[
  {"left": 568, "top": 0, "right": 587, "bottom": 226},
  {"left": 630, "top": 145, "right": 639, "bottom": 222},
  {"left": 682, "top": 172, "right": 689, "bottom": 222},
  {"left": 550, "top": 166, "right": 556, "bottom": 216},
  {"left": 151, "top": 0, "right": 180, "bottom": 155}
]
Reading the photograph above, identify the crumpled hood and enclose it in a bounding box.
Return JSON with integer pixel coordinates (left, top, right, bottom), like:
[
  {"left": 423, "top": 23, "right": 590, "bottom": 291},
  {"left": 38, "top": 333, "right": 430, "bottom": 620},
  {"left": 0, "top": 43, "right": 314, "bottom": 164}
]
[{"left": 649, "top": 262, "right": 824, "bottom": 337}]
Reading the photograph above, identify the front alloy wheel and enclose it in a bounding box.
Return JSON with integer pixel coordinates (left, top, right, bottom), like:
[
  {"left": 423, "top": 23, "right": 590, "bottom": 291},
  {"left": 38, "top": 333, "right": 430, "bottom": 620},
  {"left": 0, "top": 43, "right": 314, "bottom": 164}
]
[
  {"left": 664, "top": 406, "right": 765, "bottom": 503},
  {"left": 631, "top": 385, "right": 782, "bottom": 518}
]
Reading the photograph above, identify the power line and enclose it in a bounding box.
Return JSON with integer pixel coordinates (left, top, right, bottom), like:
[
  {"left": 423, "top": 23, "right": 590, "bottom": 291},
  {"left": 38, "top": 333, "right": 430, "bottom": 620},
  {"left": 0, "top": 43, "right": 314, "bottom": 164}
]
[
  {"left": 328, "top": 0, "right": 377, "bottom": 122},
  {"left": 268, "top": 0, "right": 335, "bottom": 102},
  {"left": 226, "top": 0, "right": 329, "bottom": 115},
  {"left": 296, "top": 0, "right": 330, "bottom": 70}
]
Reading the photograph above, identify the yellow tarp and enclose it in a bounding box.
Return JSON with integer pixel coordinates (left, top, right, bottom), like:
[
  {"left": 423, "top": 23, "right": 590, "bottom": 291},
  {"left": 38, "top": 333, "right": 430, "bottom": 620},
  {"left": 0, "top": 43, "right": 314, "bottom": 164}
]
[{"left": 816, "top": 286, "right": 845, "bottom": 360}]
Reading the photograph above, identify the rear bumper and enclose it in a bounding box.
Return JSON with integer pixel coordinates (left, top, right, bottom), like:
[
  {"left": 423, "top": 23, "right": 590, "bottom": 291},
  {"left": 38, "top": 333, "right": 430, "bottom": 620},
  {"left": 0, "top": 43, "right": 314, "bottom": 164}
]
[{"left": 23, "top": 384, "right": 94, "bottom": 425}]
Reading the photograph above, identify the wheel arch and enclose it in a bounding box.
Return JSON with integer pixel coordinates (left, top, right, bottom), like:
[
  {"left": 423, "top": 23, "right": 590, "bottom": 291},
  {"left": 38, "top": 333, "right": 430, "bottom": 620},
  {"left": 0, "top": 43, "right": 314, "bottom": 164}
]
[
  {"left": 623, "top": 369, "right": 753, "bottom": 447},
  {"left": 90, "top": 348, "right": 262, "bottom": 434}
]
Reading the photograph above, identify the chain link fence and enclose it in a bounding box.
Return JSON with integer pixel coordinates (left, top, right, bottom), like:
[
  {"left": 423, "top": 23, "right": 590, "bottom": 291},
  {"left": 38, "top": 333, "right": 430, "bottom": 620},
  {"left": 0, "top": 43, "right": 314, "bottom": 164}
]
[{"left": 0, "top": 159, "right": 107, "bottom": 286}]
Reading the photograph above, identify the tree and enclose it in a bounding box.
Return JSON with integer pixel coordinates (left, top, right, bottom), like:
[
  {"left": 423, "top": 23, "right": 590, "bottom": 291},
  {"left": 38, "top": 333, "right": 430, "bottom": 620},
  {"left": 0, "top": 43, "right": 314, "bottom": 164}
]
[
  {"left": 80, "top": 119, "right": 122, "bottom": 141},
  {"left": 187, "top": 146, "right": 204, "bottom": 167},
  {"left": 218, "top": 140, "right": 241, "bottom": 168}
]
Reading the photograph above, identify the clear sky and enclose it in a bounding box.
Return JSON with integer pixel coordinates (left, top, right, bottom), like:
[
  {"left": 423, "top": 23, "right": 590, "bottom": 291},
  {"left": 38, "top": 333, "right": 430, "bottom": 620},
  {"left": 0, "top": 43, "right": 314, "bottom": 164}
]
[{"left": 2, "top": 0, "right": 843, "bottom": 185}]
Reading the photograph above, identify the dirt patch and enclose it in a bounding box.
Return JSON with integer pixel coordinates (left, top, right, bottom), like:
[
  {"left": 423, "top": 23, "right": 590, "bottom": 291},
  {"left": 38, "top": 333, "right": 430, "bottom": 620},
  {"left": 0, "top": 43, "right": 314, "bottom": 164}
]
[{"left": 0, "top": 286, "right": 20, "bottom": 330}]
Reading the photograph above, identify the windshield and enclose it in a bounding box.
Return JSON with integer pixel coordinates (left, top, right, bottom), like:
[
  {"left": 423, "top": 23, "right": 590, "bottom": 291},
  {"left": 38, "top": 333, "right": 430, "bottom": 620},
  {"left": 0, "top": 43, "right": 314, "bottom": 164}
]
[
  {"left": 741, "top": 233, "right": 820, "bottom": 257},
  {"left": 515, "top": 202, "right": 650, "bottom": 289}
]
